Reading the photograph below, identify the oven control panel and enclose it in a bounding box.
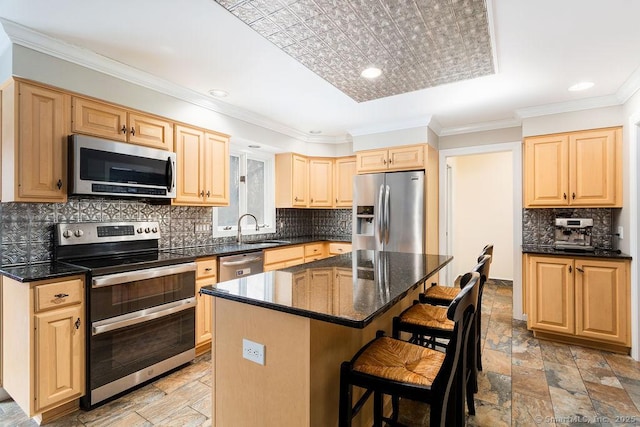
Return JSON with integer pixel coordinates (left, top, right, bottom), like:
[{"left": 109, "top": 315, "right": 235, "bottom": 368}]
[{"left": 56, "top": 221, "right": 161, "bottom": 245}]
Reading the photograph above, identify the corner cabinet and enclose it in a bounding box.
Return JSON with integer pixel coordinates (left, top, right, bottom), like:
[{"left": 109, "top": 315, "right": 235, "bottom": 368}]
[
  {"left": 356, "top": 145, "right": 424, "bottom": 173},
  {"left": 525, "top": 254, "right": 630, "bottom": 351},
  {"left": 1, "top": 80, "right": 69, "bottom": 202},
  {"left": 2, "top": 275, "right": 85, "bottom": 421},
  {"left": 195, "top": 257, "right": 217, "bottom": 355},
  {"left": 308, "top": 158, "right": 333, "bottom": 207},
  {"left": 524, "top": 127, "right": 622, "bottom": 207},
  {"left": 334, "top": 156, "right": 356, "bottom": 207},
  {"left": 173, "top": 125, "right": 230, "bottom": 206}
]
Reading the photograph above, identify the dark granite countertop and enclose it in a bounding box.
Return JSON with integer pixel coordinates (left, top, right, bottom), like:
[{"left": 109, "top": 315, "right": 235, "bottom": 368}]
[
  {"left": 0, "top": 235, "right": 352, "bottom": 282},
  {"left": 201, "top": 251, "right": 453, "bottom": 329},
  {"left": 522, "top": 245, "right": 631, "bottom": 260}
]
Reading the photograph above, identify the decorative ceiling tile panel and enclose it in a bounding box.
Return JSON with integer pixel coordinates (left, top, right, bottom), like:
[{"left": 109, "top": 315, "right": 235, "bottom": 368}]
[{"left": 216, "top": 0, "right": 495, "bottom": 102}]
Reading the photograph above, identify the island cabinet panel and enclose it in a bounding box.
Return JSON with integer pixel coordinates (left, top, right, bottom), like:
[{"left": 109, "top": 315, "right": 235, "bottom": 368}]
[
  {"left": 523, "top": 127, "right": 622, "bottom": 208},
  {"left": 525, "top": 254, "right": 630, "bottom": 350}
]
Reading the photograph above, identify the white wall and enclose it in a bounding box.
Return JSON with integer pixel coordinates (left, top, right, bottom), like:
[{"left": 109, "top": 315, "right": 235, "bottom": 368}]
[
  {"left": 448, "top": 152, "right": 514, "bottom": 280},
  {"left": 522, "top": 106, "right": 623, "bottom": 137}
]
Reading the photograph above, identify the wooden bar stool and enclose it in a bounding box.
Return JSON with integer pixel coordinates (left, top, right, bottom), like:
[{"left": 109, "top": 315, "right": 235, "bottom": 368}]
[{"left": 338, "top": 272, "right": 480, "bottom": 427}]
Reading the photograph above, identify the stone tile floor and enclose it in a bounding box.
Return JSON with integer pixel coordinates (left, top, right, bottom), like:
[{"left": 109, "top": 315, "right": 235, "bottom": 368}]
[{"left": 2, "top": 279, "right": 640, "bottom": 426}]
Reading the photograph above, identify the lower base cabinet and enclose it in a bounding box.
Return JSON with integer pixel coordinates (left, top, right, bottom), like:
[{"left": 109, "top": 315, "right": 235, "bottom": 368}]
[
  {"left": 2, "top": 275, "right": 85, "bottom": 420},
  {"left": 195, "top": 257, "right": 217, "bottom": 355},
  {"left": 525, "top": 254, "right": 630, "bottom": 350},
  {"left": 264, "top": 242, "right": 352, "bottom": 272}
]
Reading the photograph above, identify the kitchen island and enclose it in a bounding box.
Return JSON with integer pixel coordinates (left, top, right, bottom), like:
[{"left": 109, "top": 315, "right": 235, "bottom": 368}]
[{"left": 201, "top": 250, "right": 452, "bottom": 427}]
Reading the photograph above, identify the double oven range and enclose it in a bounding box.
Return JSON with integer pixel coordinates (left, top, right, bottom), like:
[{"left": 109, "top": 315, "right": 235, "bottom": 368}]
[{"left": 55, "top": 221, "right": 196, "bottom": 408}]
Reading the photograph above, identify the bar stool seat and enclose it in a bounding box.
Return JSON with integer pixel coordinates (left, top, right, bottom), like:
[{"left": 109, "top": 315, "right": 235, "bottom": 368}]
[{"left": 398, "top": 304, "right": 452, "bottom": 332}]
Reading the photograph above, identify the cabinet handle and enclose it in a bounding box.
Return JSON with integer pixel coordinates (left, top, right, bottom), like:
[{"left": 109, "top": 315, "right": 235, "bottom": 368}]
[
  {"left": 563, "top": 193, "right": 567, "bottom": 200},
  {"left": 56, "top": 179, "right": 63, "bottom": 190},
  {"left": 130, "top": 126, "right": 135, "bottom": 136},
  {"left": 204, "top": 267, "right": 213, "bottom": 272},
  {"left": 200, "top": 190, "right": 205, "bottom": 197},
  {"left": 54, "top": 293, "right": 69, "bottom": 299},
  {"left": 336, "top": 198, "right": 338, "bottom": 203},
  {"left": 121, "top": 125, "right": 127, "bottom": 134},
  {"left": 389, "top": 158, "right": 392, "bottom": 164},
  {"left": 383, "top": 159, "right": 387, "bottom": 165},
  {"left": 295, "top": 197, "right": 298, "bottom": 201},
  {"left": 311, "top": 198, "right": 314, "bottom": 203},
  {"left": 576, "top": 267, "right": 584, "bottom": 273},
  {"left": 206, "top": 190, "right": 211, "bottom": 197},
  {"left": 75, "top": 318, "right": 81, "bottom": 330},
  {"left": 569, "top": 265, "right": 572, "bottom": 273},
  {"left": 572, "top": 192, "right": 576, "bottom": 200}
]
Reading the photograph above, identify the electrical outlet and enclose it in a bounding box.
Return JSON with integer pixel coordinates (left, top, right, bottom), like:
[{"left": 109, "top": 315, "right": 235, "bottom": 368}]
[
  {"left": 617, "top": 226, "right": 624, "bottom": 240},
  {"left": 242, "top": 338, "right": 265, "bottom": 365}
]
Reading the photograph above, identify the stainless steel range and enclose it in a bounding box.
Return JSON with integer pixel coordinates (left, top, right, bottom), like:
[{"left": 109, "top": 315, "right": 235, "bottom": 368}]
[{"left": 54, "top": 221, "right": 196, "bottom": 408}]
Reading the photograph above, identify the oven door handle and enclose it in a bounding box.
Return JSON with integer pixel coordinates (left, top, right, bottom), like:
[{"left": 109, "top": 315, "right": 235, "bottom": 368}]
[
  {"left": 92, "top": 297, "right": 196, "bottom": 336},
  {"left": 92, "top": 262, "right": 196, "bottom": 288},
  {"left": 221, "top": 257, "right": 263, "bottom": 267}
]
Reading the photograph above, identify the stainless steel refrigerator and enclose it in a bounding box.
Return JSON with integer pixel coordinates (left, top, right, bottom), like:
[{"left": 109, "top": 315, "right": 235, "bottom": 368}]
[{"left": 352, "top": 170, "right": 425, "bottom": 253}]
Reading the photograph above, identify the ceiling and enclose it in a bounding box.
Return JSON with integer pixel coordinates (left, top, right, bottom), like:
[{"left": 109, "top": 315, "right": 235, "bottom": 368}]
[{"left": 0, "top": 0, "right": 639, "bottom": 142}]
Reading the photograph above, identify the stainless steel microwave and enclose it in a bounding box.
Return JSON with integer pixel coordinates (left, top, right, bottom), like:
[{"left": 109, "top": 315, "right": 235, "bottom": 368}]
[{"left": 68, "top": 134, "right": 177, "bottom": 199}]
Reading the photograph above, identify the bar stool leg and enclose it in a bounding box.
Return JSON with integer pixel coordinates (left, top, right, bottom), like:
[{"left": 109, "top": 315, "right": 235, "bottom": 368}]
[
  {"left": 339, "top": 363, "right": 352, "bottom": 427},
  {"left": 373, "top": 391, "right": 383, "bottom": 427}
]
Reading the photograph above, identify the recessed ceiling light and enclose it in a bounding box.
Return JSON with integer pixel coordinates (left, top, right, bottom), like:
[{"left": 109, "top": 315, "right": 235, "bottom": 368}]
[
  {"left": 208, "top": 89, "right": 229, "bottom": 97},
  {"left": 309, "top": 130, "right": 322, "bottom": 134},
  {"left": 361, "top": 67, "right": 382, "bottom": 79},
  {"left": 568, "top": 81, "right": 594, "bottom": 92}
]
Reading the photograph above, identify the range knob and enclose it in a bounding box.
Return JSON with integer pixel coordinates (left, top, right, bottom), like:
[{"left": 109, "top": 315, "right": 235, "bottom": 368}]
[
  {"left": 74, "top": 229, "right": 84, "bottom": 238},
  {"left": 62, "top": 230, "right": 72, "bottom": 238},
  {"left": 137, "top": 227, "right": 143, "bottom": 234},
  {"left": 145, "top": 227, "right": 151, "bottom": 233},
  {"left": 152, "top": 227, "right": 158, "bottom": 233}
]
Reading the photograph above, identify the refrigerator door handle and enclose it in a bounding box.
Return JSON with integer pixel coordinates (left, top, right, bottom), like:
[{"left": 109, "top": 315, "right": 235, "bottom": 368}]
[
  {"left": 384, "top": 185, "right": 391, "bottom": 243},
  {"left": 377, "top": 184, "right": 385, "bottom": 244}
]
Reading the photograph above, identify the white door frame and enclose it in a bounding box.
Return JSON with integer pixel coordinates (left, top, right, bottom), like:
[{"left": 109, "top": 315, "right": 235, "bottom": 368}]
[
  {"left": 438, "top": 141, "right": 524, "bottom": 320},
  {"left": 626, "top": 115, "right": 639, "bottom": 360}
]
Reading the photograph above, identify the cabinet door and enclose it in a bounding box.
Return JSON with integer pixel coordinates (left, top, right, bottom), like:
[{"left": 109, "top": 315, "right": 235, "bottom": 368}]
[
  {"left": 71, "top": 97, "right": 127, "bottom": 141},
  {"left": 174, "top": 125, "right": 205, "bottom": 204},
  {"left": 334, "top": 157, "right": 356, "bottom": 207},
  {"left": 203, "top": 132, "right": 230, "bottom": 205},
  {"left": 575, "top": 259, "right": 629, "bottom": 345},
  {"left": 196, "top": 279, "right": 214, "bottom": 346},
  {"left": 528, "top": 256, "right": 574, "bottom": 334},
  {"left": 524, "top": 135, "right": 569, "bottom": 207},
  {"left": 308, "top": 158, "right": 333, "bottom": 207},
  {"left": 18, "top": 84, "right": 69, "bottom": 201},
  {"left": 34, "top": 304, "right": 84, "bottom": 412},
  {"left": 356, "top": 149, "right": 388, "bottom": 173},
  {"left": 570, "top": 129, "right": 620, "bottom": 206},
  {"left": 291, "top": 272, "right": 309, "bottom": 309},
  {"left": 128, "top": 112, "right": 173, "bottom": 150},
  {"left": 308, "top": 269, "right": 333, "bottom": 313},
  {"left": 291, "top": 154, "right": 308, "bottom": 207},
  {"left": 388, "top": 145, "right": 424, "bottom": 170},
  {"left": 333, "top": 268, "right": 355, "bottom": 315}
]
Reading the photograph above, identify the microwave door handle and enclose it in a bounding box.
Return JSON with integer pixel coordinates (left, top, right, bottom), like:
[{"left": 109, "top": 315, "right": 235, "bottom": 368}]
[{"left": 166, "top": 157, "right": 174, "bottom": 192}]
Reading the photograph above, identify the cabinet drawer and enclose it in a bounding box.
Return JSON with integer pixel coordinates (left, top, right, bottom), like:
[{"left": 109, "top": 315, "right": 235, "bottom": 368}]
[
  {"left": 304, "top": 243, "right": 326, "bottom": 257},
  {"left": 264, "top": 246, "right": 304, "bottom": 265},
  {"left": 35, "top": 278, "right": 83, "bottom": 312},
  {"left": 197, "top": 258, "right": 218, "bottom": 279},
  {"left": 329, "top": 242, "right": 352, "bottom": 255}
]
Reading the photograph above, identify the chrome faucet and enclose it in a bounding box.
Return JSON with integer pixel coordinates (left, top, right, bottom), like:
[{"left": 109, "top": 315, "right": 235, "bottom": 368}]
[{"left": 237, "top": 213, "right": 259, "bottom": 243}]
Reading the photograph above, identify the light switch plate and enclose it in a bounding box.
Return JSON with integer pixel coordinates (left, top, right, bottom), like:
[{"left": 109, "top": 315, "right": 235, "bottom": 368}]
[
  {"left": 618, "top": 226, "right": 624, "bottom": 240},
  {"left": 242, "top": 338, "right": 265, "bottom": 365}
]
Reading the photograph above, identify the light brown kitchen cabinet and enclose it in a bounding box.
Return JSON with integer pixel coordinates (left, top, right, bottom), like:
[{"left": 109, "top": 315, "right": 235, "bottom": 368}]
[
  {"left": 2, "top": 275, "right": 85, "bottom": 420},
  {"left": 525, "top": 254, "right": 630, "bottom": 350},
  {"left": 275, "top": 153, "right": 308, "bottom": 208},
  {"left": 71, "top": 97, "right": 174, "bottom": 150},
  {"left": 263, "top": 245, "right": 305, "bottom": 271},
  {"left": 304, "top": 242, "right": 327, "bottom": 262},
  {"left": 334, "top": 156, "right": 356, "bottom": 207},
  {"left": 356, "top": 144, "right": 424, "bottom": 173},
  {"left": 524, "top": 127, "right": 622, "bottom": 207},
  {"left": 173, "top": 124, "right": 230, "bottom": 206},
  {"left": 1, "top": 80, "right": 69, "bottom": 202},
  {"left": 328, "top": 242, "right": 352, "bottom": 256},
  {"left": 195, "top": 257, "right": 217, "bottom": 355},
  {"left": 308, "top": 158, "right": 333, "bottom": 207}
]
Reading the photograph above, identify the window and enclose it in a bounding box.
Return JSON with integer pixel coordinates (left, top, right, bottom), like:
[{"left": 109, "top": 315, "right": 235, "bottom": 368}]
[{"left": 214, "top": 150, "right": 275, "bottom": 237}]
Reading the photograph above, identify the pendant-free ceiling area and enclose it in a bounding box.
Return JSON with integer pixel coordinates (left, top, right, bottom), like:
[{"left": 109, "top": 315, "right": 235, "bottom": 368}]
[{"left": 216, "top": 0, "right": 495, "bottom": 102}]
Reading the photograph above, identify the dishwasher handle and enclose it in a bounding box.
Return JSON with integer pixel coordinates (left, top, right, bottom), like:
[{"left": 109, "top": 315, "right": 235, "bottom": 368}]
[{"left": 221, "top": 256, "right": 263, "bottom": 267}]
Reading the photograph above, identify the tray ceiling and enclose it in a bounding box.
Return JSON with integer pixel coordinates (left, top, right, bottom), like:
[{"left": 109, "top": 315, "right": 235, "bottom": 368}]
[{"left": 216, "top": 0, "right": 495, "bottom": 102}]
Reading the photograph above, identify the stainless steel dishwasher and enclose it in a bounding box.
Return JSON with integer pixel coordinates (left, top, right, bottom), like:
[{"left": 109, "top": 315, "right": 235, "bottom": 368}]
[{"left": 218, "top": 251, "right": 264, "bottom": 282}]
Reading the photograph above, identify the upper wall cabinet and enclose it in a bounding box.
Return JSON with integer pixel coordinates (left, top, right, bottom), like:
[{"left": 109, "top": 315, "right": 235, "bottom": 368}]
[
  {"left": 276, "top": 153, "right": 309, "bottom": 208},
  {"left": 356, "top": 145, "right": 425, "bottom": 173},
  {"left": 334, "top": 156, "right": 356, "bottom": 207},
  {"left": 173, "top": 124, "right": 230, "bottom": 206},
  {"left": 524, "top": 127, "right": 622, "bottom": 208},
  {"left": 72, "top": 97, "right": 174, "bottom": 150},
  {"left": 308, "top": 158, "right": 334, "bottom": 208},
  {"left": 1, "top": 80, "right": 69, "bottom": 202}
]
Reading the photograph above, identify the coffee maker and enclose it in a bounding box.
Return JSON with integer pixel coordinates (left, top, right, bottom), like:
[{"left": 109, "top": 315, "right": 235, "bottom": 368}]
[{"left": 553, "top": 218, "right": 594, "bottom": 251}]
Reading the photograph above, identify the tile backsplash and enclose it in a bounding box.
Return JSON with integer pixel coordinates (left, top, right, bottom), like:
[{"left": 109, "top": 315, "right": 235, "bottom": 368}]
[
  {"left": 522, "top": 208, "right": 615, "bottom": 249},
  {"left": 0, "top": 199, "right": 352, "bottom": 266}
]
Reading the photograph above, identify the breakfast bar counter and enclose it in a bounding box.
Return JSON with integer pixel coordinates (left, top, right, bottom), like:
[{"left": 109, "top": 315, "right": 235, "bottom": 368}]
[{"left": 201, "top": 251, "right": 452, "bottom": 427}]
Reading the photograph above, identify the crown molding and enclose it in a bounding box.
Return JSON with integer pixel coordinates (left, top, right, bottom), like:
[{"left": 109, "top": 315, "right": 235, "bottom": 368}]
[
  {"left": 348, "top": 116, "right": 432, "bottom": 137},
  {"left": 616, "top": 64, "right": 640, "bottom": 104},
  {"left": 0, "top": 18, "right": 354, "bottom": 145},
  {"left": 515, "top": 94, "right": 620, "bottom": 119},
  {"left": 437, "top": 117, "right": 521, "bottom": 137}
]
